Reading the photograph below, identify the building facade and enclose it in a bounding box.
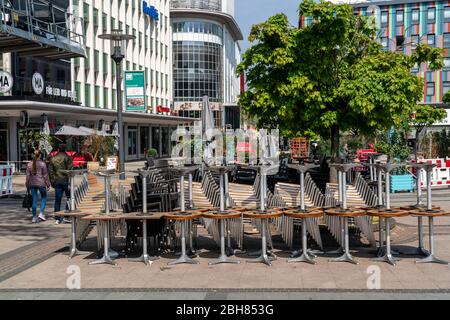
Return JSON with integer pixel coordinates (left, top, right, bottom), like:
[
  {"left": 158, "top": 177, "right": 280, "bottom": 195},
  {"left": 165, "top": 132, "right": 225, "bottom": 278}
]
[
  {"left": 170, "top": 0, "right": 243, "bottom": 129},
  {"left": 0, "top": 0, "right": 195, "bottom": 166},
  {"left": 304, "top": 0, "right": 450, "bottom": 127}
]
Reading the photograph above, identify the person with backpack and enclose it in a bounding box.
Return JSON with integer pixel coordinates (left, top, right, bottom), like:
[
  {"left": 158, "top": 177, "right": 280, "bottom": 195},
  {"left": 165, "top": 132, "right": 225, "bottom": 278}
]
[
  {"left": 48, "top": 144, "right": 73, "bottom": 224},
  {"left": 26, "top": 149, "right": 51, "bottom": 223}
]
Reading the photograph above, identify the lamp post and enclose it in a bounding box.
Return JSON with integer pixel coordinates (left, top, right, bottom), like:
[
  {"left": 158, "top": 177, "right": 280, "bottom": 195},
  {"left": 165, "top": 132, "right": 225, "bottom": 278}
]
[{"left": 99, "top": 29, "right": 135, "bottom": 180}]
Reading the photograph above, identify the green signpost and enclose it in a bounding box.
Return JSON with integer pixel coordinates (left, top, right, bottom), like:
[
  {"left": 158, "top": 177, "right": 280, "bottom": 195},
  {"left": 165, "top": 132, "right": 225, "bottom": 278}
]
[{"left": 124, "top": 71, "right": 146, "bottom": 112}]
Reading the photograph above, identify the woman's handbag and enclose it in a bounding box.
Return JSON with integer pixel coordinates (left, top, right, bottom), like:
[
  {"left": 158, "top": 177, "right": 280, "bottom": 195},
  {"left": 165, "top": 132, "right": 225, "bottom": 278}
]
[{"left": 22, "top": 191, "right": 32, "bottom": 211}]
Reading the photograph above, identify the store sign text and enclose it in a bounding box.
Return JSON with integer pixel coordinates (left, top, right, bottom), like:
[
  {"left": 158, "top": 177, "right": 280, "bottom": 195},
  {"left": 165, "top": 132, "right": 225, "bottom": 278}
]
[
  {"left": 0, "top": 71, "right": 13, "bottom": 93},
  {"left": 142, "top": 1, "right": 159, "bottom": 21}
]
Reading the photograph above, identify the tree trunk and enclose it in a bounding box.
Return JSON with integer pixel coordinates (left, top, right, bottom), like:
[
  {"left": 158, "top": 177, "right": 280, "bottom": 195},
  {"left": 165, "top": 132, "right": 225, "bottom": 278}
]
[{"left": 329, "top": 125, "right": 340, "bottom": 183}]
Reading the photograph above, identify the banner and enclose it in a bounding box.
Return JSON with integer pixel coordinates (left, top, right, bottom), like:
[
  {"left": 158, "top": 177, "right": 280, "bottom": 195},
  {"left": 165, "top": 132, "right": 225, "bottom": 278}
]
[{"left": 125, "top": 71, "right": 146, "bottom": 112}]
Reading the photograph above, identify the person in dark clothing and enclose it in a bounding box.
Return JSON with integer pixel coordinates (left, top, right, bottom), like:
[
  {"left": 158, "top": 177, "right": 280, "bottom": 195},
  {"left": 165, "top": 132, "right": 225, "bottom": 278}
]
[{"left": 48, "top": 144, "right": 73, "bottom": 224}]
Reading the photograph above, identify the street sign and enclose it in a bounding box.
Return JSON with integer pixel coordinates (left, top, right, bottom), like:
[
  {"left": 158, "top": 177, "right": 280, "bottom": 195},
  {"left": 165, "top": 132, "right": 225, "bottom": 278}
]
[
  {"left": 0, "top": 71, "right": 13, "bottom": 93},
  {"left": 124, "top": 71, "right": 146, "bottom": 112}
]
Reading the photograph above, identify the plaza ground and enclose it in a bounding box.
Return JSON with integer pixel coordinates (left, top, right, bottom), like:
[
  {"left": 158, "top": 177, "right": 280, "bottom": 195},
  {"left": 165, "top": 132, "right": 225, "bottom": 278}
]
[{"left": 1, "top": 162, "right": 450, "bottom": 299}]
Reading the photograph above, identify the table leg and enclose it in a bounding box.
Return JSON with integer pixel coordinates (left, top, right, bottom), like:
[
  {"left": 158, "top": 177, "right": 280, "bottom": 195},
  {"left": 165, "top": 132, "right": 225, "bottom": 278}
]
[
  {"left": 327, "top": 217, "right": 345, "bottom": 255},
  {"left": 416, "top": 217, "right": 449, "bottom": 265},
  {"left": 371, "top": 218, "right": 400, "bottom": 266},
  {"left": 89, "top": 221, "right": 117, "bottom": 266},
  {"left": 329, "top": 217, "right": 358, "bottom": 264},
  {"left": 168, "top": 221, "right": 199, "bottom": 265},
  {"left": 129, "top": 220, "right": 159, "bottom": 265},
  {"left": 288, "top": 218, "right": 316, "bottom": 264},
  {"left": 247, "top": 219, "right": 272, "bottom": 266},
  {"left": 209, "top": 219, "right": 240, "bottom": 265}
]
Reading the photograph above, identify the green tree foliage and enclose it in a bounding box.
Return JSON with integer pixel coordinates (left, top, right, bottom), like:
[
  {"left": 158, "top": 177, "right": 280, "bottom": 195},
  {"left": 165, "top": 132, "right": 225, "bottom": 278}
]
[
  {"left": 408, "top": 105, "right": 447, "bottom": 159},
  {"left": 237, "top": 0, "right": 443, "bottom": 163}
]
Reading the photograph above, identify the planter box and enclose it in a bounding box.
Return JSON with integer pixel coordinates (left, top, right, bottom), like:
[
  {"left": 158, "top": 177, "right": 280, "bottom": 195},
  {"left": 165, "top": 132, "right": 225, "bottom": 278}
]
[{"left": 390, "top": 174, "right": 414, "bottom": 193}]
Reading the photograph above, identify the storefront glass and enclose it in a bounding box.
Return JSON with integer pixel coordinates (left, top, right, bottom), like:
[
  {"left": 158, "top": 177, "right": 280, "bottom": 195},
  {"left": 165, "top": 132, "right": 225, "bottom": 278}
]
[
  {"left": 127, "top": 126, "right": 137, "bottom": 157},
  {"left": 151, "top": 126, "right": 161, "bottom": 156},
  {"left": 0, "top": 122, "right": 8, "bottom": 162},
  {"left": 140, "top": 126, "right": 150, "bottom": 158},
  {"left": 161, "top": 127, "right": 170, "bottom": 156}
]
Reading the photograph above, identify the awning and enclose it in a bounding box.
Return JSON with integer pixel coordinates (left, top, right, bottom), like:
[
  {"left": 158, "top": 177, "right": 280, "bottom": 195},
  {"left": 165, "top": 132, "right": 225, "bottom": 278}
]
[{"left": 0, "top": 100, "right": 198, "bottom": 125}]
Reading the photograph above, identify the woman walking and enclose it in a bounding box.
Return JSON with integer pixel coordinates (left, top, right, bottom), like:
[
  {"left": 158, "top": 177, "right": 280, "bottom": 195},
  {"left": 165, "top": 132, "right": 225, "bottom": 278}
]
[{"left": 26, "top": 150, "right": 51, "bottom": 223}]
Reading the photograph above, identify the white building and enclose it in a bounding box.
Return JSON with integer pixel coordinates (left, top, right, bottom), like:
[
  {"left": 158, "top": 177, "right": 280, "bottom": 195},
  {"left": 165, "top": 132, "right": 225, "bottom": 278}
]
[
  {"left": 170, "top": 0, "right": 243, "bottom": 129},
  {"left": 72, "top": 0, "right": 172, "bottom": 114}
]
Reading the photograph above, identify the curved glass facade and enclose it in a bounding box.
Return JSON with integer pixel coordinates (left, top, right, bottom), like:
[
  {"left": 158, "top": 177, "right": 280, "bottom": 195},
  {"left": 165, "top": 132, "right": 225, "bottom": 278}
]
[
  {"left": 173, "top": 41, "right": 223, "bottom": 102},
  {"left": 172, "top": 21, "right": 223, "bottom": 37},
  {"left": 171, "top": 0, "right": 222, "bottom": 12}
]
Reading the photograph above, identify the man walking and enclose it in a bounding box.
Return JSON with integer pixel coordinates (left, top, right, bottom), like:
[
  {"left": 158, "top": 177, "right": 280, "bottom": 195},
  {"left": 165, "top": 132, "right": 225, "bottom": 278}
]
[{"left": 48, "top": 144, "right": 73, "bottom": 224}]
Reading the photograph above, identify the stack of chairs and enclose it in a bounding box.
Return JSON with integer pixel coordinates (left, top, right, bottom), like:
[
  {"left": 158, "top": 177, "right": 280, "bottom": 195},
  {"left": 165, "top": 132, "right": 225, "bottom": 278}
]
[{"left": 124, "top": 168, "right": 180, "bottom": 255}]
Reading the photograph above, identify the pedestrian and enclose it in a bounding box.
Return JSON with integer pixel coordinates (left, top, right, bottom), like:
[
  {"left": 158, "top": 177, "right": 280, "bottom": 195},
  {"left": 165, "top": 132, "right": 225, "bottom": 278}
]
[
  {"left": 48, "top": 144, "right": 73, "bottom": 224},
  {"left": 26, "top": 149, "right": 51, "bottom": 223}
]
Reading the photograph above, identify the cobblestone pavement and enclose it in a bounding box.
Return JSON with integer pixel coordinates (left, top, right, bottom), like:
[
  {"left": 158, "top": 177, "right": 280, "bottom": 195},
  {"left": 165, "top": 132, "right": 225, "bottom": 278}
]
[{"left": 1, "top": 167, "right": 450, "bottom": 299}]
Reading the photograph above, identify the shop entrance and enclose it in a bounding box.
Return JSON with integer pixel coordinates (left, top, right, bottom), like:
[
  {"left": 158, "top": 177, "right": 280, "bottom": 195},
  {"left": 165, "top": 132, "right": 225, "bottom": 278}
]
[
  {"left": 0, "top": 122, "right": 8, "bottom": 162},
  {"left": 139, "top": 126, "right": 150, "bottom": 159}
]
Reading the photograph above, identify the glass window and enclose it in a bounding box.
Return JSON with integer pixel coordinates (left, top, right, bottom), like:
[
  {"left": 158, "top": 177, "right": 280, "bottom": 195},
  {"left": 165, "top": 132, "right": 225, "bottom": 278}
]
[
  {"left": 396, "top": 10, "right": 404, "bottom": 25},
  {"left": 443, "top": 81, "right": 450, "bottom": 95},
  {"left": 427, "top": 34, "right": 435, "bottom": 46},
  {"left": 445, "top": 6, "right": 450, "bottom": 21},
  {"left": 103, "top": 87, "right": 108, "bottom": 108},
  {"left": 444, "top": 57, "right": 450, "bottom": 69},
  {"left": 411, "top": 35, "right": 419, "bottom": 49},
  {"left": 411, "top": 9, "right": 420, "bottom": 24},
  {"left": 94, "top": 86, "right": 100, "bottom": 107},
  {"left": 381, "top": 11, "right": 388, "bottom": 25},
  {"left": 85, "top": 84, "right": 91, "bottom": 106},
  {"left": 380, "top": 37, "right": 388, "bottom": 49},
  {"left": 426, "top": 82, "right": 435, "bottom": 96},
  {"left": 444, "top": 33, "right": 450, "bottom": 48},
  {"left": 427, "top": 7, "right": 435, "bottom": 22}
]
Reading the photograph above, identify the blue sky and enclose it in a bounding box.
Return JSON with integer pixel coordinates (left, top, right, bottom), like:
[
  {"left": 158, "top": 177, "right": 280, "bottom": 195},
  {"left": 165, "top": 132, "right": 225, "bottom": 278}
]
[{"left": 235, "top": 0, "right": 300, "bottom": 52}]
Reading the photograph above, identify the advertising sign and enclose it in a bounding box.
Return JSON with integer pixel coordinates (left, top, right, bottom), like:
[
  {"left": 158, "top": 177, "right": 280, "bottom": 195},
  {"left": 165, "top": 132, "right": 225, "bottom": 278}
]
[
  {"left": 106, "top": 156, "right": 118, "bottom": 171},
  {"left": 125, "top": 71, "right": 146, "bottom": 112}
]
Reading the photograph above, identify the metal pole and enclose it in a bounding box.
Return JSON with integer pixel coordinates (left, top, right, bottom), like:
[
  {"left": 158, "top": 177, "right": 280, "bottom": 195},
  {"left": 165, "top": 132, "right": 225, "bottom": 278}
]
[
  {"left": 260, "top": 172, "right": 265, "bottom": 212},
  {"left": 105, "top": 176, "right": 110, "bottom": 214},
  {"left": 116, "top": 60, "right": 125, "bottom": 180},
  {"left": 188, "top": 173, "right": 193, "bottom": 209},
  {"left": 300, "top": 171, "right": 305, "bottom": 211},
  {"left": 427, "top": 169, "right": 432, "bottom": 211},
  {"left": 385, "top": 170, "right": 390, "bottom": 210},
  {"left": 416, "top": 167, "right": 422, "bottom": 206},
  {"left": 70, "top": 174, "right": 75, "bottom": 211},
  {"left": 342, "top": 170, "right": 347, "bottom": 211},
  {"left": 378, "top": 168, "right": 383, "bottom": 207},
  {"left": 180, "top": 175, "right": 185, "bottom": 212},
  {"left": 142, "top": 174, "right": 147, "bottom": 214},
  {"left": 219, "top": 174, "right": 225, "bottom": 212}
]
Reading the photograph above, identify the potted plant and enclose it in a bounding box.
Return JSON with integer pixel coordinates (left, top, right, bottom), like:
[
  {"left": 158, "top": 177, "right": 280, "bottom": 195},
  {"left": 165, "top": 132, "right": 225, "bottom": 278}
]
[
  {"left": 375, "top": 130, "right": 414, "bottom": 193},
  {"left": 146, "top": 148, "right": 158, "bottom": 168}
]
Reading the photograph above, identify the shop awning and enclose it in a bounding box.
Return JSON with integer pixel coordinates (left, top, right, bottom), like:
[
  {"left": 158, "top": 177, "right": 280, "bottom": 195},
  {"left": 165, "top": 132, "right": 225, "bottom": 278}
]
[
  {"left": 54, "top": 125, "right": 90, "bottom": 136},
  {"left": 0, "top": 100, "right": 198, "bottom": 125}
]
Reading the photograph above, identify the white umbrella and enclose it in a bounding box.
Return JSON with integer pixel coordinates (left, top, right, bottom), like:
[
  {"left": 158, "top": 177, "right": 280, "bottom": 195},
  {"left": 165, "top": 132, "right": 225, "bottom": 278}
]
[
  {"left": 54, "top": 125, "right": 91, "bottom": 136},
  {"left": 202, "top": 95, "right": 215, "bottom": 166},
  {"left": 39, "top": 117, "right": 52, "bottom": 155}
]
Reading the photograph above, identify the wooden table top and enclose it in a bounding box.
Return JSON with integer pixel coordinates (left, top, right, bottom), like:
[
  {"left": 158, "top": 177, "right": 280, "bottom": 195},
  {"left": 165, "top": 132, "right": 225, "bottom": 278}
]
[
  {"left": 54, "top": 211, "right": 91, "bottom": 217},
  {"left": 283, "top": 209, "right": 323, "bottom": 218},
  {"left": 366, "top": 209, "right": 409, "bottom": 218},
  {"left": 410, "top": 209, "right": 450, "bottom": 217},
  {"left": 325, "top": 207, "right": 366, "bottom": 217},
  {"left": 243, "top": 210, "right": 283, "bottom": 219},
  {"left": 202, "top": 211, "right": 242, "bottom": 219}
]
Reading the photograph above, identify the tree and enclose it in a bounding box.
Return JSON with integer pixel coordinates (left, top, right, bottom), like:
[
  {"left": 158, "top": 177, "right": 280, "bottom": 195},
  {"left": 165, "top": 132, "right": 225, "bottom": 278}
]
[
  {"left": 409, "top": 105, "right": 447, "bottom": 160},
  {"left": 237, "top": 0, "right": 443, "bottom": 179}
]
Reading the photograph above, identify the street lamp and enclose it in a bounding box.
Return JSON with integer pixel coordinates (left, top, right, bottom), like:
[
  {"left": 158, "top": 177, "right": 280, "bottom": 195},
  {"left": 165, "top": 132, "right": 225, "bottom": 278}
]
[{"left": 99, "top": 29, "right": 135, "bottom": 180}]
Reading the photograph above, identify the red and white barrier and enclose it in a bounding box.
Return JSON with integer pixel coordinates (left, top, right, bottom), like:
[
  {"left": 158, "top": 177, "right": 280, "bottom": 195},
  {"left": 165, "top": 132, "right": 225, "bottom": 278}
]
[
  {"left": 417, "top": 158, "right": 450, "bottom": 188},
  {"left": 0, "top": 165, "right": 13, "bottom": 196}
]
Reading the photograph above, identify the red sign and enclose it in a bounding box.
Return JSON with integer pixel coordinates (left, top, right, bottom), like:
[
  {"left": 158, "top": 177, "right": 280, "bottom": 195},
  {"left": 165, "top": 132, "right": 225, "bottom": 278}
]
[{"left": 156, "top": 105, "right": 171, "bottom": 113}]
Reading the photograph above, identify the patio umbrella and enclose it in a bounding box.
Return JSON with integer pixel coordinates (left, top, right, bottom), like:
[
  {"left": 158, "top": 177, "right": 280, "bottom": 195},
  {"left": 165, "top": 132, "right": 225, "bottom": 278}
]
[
  {"left": 202, "top": 95, "right": 215, "bottom": 166},
  {"left": 54, "top": 125, "right": 91, "bottom": 136},
  {"left": 39, "top": 116, "right": 53, "bottom": 156}
]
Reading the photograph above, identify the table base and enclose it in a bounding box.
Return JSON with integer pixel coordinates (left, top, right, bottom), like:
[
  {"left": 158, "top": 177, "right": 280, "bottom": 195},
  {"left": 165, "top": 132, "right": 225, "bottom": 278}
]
[
  {"left": 129, "top": 254, "right": 159, "bottom": 265},
  {"left": 288, "top": 252, "right": 316, "bottom": 264},
  {"left": 329, "top": 252, "right": 359, "bottom": 265},
  {"left": 416, "top": 254, "right": 449, "bottom": 265},
  {"left": 371, "top": 253, "right": 401, "bottom": 266}
]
